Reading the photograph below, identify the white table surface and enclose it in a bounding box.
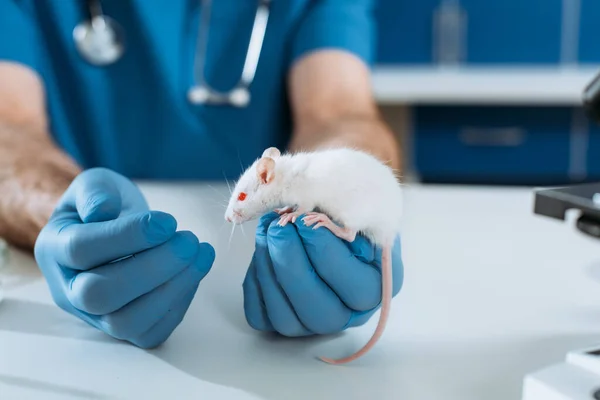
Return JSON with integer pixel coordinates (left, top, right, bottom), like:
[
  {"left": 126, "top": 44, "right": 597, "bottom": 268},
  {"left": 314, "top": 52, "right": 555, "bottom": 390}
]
[{"left": 2, "top": 182, "right": 600, "bottom": 400}]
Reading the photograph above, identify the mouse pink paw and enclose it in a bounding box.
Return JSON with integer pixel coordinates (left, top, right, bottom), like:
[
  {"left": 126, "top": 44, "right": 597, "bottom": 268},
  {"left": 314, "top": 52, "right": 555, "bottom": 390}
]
[
  {"left": 302, "top": 212, "right": 357, "bottom": 242},
  {"left": 302, "top": 212, "right": 332, "bottom": 227},
  {"left": 277, "top": 211, "right": 303, "bottom": 226},
  {"left": 274, "top": 206, "right": 294, "bottom": 215}
]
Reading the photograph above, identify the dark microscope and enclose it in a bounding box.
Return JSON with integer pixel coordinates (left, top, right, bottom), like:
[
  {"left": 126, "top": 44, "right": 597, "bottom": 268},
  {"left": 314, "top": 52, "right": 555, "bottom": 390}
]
[{"left": 533, "top": 70, "right": 600, "bottom": 238}]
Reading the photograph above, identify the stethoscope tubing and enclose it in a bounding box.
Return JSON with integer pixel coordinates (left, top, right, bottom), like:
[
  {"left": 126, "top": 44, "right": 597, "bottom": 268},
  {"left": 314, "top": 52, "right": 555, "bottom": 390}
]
[{"left": 74, "top": 0, "right": 272, "bottom": 107}]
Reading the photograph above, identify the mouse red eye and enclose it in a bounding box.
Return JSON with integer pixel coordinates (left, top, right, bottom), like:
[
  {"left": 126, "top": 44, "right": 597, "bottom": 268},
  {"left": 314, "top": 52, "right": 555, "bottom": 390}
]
[{"left": 238, "top": 192, "right": 247, "bottom": 201}]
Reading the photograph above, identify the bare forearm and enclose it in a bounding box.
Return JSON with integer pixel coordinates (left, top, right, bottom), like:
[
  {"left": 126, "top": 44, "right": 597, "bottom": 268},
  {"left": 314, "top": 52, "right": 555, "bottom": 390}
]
[
  {"left": 289, "top": 115, "right": 402, "bottom": 171},
  {"left": 0, "top": 121, "right": 80, "bottom": 250}
]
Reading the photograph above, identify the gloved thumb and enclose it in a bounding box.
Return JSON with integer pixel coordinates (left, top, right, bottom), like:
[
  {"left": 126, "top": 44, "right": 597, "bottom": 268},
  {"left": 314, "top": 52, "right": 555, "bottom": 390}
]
[{"left": 73, "top": 168, "right": 123, "bottom": 223}]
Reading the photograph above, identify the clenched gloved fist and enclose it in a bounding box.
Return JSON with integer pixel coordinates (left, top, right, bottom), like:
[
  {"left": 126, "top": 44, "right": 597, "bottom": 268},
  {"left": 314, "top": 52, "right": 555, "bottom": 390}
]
[
  {"left": 34, "top": 168, "right": 215, "bottom": 348},
  {"left": 243, "top": 212, "right": 403, "bottom": 337}
]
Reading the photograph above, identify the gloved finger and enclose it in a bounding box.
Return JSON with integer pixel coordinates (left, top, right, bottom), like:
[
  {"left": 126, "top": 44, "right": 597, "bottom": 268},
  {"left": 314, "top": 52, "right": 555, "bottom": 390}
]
[
  {"left": 343, "top": 235, "right": 404, "bottom": 298},
  {"left": 130, "top": 285, "right": 198, "bottom": 349},
  {"left": 295, "top": 219, "right": 383, "bottom": 311},
  {"left": 267, "top": 221, "right": 351, "bottom": 334},
  {"left": 256, "top": 211, "right": 280, "bottom": 235},
  {"left": 55, "top": 210, "right": 177, "bottom": 270},
  {"left": 68, "top": 232, "right": 212, "bottom": 315},
  {"left": 389, "top": 235, "right": 404, "bottom": 297},
  {"left": 344, "top": 308, "right": 380, "bottom": 329},
  {"left": 72, "top": 169, "right": 123, "bottom": 223},
  {"left": 242, "top": 255, "right": 274, "bottom": 331},
  {"left": 345, "top": 234, "right": 379, "bottom": 265},
  {"left": 254, "top": 217, "right": 311, "bottom": 337},
  {"left": 97, "top": 254, "right": 210, "bottom": 340}
]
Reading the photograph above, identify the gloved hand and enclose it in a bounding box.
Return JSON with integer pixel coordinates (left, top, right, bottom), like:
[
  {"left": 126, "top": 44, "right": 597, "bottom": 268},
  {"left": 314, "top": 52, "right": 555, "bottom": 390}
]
[
  {"left": 34, "top": 168, "right": 215, "bottom": 348},
  {"left": 242, "top": 211, "right": 403, "bottom": 336}
]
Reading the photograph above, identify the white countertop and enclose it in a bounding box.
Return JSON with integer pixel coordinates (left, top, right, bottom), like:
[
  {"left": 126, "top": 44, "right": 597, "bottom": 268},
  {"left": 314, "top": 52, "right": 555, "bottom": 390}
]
[
  {"left": 371, "top": 65, "right": 600, "bottom": 105},
  {"left": 2, "top": 182, "right": 600, "bottom": 400}
]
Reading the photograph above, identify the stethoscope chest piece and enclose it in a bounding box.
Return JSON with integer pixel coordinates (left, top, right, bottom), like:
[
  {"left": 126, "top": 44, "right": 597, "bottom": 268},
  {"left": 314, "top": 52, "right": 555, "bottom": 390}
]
[
  {"left": 73, "top": 14, "right": 125, "bottom": 66},
  {"left": 187, "top": 85, "right": 251, "bottom": 107}
]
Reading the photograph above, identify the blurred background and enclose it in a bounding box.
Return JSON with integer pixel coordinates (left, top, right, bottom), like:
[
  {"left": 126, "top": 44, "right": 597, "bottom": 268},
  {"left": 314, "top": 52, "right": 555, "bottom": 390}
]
[{"left": 371, "top": 0, "right": 600, "bottom": 186}]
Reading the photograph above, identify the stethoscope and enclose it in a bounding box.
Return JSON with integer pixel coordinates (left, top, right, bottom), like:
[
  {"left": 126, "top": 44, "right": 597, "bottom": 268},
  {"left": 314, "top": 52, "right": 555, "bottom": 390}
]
[{"left": 72, "top": 0, "right": 272, "bottom": 107}]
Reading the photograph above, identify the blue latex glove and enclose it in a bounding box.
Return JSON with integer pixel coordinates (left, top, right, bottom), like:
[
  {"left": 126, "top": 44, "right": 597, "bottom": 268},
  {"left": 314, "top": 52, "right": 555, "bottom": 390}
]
[
  {"left": 243, "top": 212, "right": 403, "bottom": 336},
  {"left": 34, "top": 168, "right": 215, "bottom": 348}
]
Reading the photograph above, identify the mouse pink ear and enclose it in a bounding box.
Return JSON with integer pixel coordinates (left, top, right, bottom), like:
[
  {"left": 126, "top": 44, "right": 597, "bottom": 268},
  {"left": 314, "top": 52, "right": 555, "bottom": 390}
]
[
  {"left": 262, "top": 147, "right": 280, "bottom": 160},
  {"left": 256, "top": 157, "right": 276, "bottom": 185}
]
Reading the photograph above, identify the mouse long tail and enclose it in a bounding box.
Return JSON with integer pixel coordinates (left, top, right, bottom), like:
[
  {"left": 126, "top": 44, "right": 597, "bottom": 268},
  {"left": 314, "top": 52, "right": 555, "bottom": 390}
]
[{"left": 318, "top": 242, "right": 393, "bottom": 365}]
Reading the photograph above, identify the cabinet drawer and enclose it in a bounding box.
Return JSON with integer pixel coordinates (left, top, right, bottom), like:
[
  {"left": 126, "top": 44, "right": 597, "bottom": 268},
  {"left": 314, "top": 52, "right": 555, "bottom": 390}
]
[
  {"left": 461, "top": 0, "right": 563, "bottom": 64},
  {"left": 375, "top": 0, "right": 564, "bottom": 65},
  {"left": 374, "top": 0, "right": 437, "bottom": 64},
  {"left": 578, "top": 0, "right": 600, "bottom": 63},
  {"left": 413, "top": 106, "right": 573, "bottom": 184}
]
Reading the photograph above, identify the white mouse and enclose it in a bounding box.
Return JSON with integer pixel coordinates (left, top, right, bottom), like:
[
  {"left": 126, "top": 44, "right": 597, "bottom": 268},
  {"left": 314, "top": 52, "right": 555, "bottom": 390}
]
[{"left": 224, "top": 146, "right": 403, "bottom": 364}]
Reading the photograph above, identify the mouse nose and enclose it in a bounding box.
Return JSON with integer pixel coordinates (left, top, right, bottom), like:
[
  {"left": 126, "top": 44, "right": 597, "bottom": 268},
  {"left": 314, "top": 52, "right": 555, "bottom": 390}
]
[{"left": 226, "top": 216, "right": 232, "bottom": 222}]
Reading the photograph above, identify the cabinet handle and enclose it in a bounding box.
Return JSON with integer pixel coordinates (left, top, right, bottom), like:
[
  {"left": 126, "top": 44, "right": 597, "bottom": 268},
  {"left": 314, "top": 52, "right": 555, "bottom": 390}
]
[
  {"left": 432, "top": 0, "right": 468, "bottom": 65},
  {"left": 458, "top": 127, "right": 526, "bottom": 147}
]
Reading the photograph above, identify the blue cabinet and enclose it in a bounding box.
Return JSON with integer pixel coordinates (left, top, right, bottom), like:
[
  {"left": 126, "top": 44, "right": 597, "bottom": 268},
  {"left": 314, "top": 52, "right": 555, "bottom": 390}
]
[
  {"left": 412, "top": 106, "right": 573, "bottom": 184},
  {"left": 374, "top": 0, "right": 565, "bottom": 65},
  {"left": 461, "top": 0, "right": 563, "bottom": 64},
  {"left": 578, "top": 0, "right": 600, "bottom": 63},
  {"left": 374, "top": 0, "right": 438, "bottom": 64},
  {"left": 372, "top": 1, "right": 600, "bottom": 184}
]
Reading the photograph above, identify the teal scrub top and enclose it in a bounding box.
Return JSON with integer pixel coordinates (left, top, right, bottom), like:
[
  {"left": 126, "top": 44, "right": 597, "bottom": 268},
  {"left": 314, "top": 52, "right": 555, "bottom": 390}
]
[{"left": 0, "top": 0, "right": 375, "bottom": 180}]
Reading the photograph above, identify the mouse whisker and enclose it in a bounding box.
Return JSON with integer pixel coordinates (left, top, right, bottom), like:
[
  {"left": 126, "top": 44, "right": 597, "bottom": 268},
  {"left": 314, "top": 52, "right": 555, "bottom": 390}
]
[
  {"left": 228, "top": 222, "right": 236, "bottom": 248},
  {"left": 207, "top": 197, "right": 224, "bottom": 205},
  {"left": 217, "top": 221, "right": 228, "bottom": 233},
  {"left": 237, "top": 149, "right": 245, "bottom": 174},
  {"left": 239, "top": 223, "right": 246, "bottom": 238},
  {"left": 206, "top": 184, "right": 229, "bottom": 201},
  {"left": 222, "top": 171, "right": 233, "bottom": 196},
  {"left": 206, "top": 198, "right": 228, "bottom": 210},
  {"left": 208, "top": 204, "right": 228, "bottom": 212}
]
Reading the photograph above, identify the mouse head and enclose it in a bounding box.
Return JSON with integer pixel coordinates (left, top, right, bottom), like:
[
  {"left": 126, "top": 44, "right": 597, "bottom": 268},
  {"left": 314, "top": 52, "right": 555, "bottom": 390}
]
[{"left": 225, "top": 147, "right": 282, "bottom": 224}]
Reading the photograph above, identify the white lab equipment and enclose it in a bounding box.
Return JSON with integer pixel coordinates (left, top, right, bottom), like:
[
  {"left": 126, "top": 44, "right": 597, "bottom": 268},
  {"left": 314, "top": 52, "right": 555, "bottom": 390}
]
[
  {"left": 73, "top": 0, "right": 272, "bottom": 107},
  {"left": 522, "top": 345, "right": 600, "bottom": 399}
]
